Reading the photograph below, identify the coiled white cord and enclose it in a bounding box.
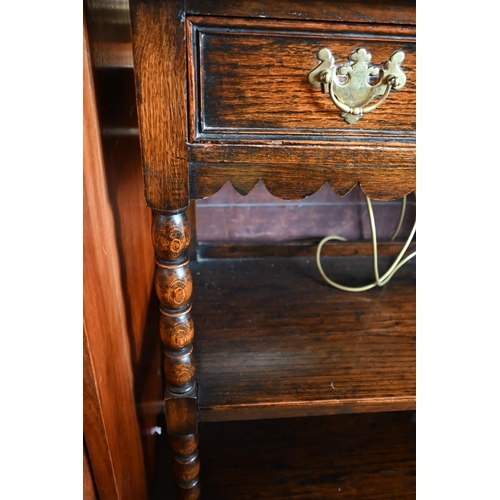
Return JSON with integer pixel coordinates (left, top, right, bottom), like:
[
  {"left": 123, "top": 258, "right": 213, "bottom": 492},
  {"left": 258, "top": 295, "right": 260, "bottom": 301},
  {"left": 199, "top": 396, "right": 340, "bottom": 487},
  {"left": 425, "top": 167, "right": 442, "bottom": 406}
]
[{"left": 315, "top": 193, "right": 416, "bottom": 292}]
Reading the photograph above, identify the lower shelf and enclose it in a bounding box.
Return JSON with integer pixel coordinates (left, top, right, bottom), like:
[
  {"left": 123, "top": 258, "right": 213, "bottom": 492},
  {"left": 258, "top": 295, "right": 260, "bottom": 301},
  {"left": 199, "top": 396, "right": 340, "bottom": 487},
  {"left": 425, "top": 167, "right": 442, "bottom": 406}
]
[
  {"left": 191, "top": 255, "right": 415, "bottom": 422},
  {"left": 151, "top": 411, "right": 416, "bottom": 499}
]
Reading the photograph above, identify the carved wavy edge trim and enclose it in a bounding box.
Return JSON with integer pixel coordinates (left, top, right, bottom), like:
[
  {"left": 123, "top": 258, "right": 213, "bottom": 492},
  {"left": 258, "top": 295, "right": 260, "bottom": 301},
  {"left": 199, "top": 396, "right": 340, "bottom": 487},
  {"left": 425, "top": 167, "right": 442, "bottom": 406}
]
[
  {"left": 188, "top": 143, "right": 415, "bottom": 201},
  {"left": 190, "top": 171, "right": 415, "bottom": 202}
]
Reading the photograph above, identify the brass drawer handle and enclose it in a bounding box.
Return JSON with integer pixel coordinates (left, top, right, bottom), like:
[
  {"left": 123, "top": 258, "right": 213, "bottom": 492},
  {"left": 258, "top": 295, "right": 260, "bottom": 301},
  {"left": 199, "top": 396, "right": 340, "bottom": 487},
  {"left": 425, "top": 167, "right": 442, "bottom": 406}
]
[{"left": 308, "top": 47, "right": 406, "bottom": 124}]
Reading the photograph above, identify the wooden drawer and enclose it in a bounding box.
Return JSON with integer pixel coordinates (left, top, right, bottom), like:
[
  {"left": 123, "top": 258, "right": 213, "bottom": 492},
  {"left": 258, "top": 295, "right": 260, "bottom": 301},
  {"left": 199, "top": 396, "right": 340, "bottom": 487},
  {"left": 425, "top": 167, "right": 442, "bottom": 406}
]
[
  {"left": 128, "top": 3, "right": 416, "bottom": 498},
  {"left": 131, "top": 0, "right": 416, "bottom": 209},
  {"left": 187, "top": 18, "right": 416, "bottom": 144},
  {"left": 186, "top": 16, "right": 416, "bottom": 202}
]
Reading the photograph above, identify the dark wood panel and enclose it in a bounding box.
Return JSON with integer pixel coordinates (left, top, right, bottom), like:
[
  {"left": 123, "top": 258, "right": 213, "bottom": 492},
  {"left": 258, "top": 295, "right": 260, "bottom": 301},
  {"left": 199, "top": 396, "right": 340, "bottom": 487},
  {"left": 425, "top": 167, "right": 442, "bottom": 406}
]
[
  {"left": 129, "top": 0, "right": 189, "bottom": 212},
  {"left": 198, "top": 241, "right": 416, "bottom": 259},
  {"left": 189, "top": 145, "right": 415, "bottom": 201},
  {"left": 150, "top": 411, "right": 416, "bottom": 499},
  {"left": 198, "top": 411, "right": 416, "bottom": 499},
  {"left": 188, "top": 18, "right": 415, "bottom": 140},
  {"left": 197, "top": 179, "right": 366, "bottom": 205},
  {"left": 191, "top": 256, "right": 415, "bottom": 421},
  {"left": 186, "top": 0, "right": 416, "bottom": 25}
]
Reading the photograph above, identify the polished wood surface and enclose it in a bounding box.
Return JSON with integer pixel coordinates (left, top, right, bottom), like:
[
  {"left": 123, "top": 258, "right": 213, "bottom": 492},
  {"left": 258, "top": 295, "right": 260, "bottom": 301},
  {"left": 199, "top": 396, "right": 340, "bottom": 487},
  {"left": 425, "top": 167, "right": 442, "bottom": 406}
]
[
  {"left": 186, "top": 0, "right": 416, "bottom": 24},
  {"left": 186, "top": 15, "right": 415, "bottom": 200},
  {"left": 83, "top": 16, "right": 149, "bottom": 499},
  {"left": 189, "top": 145, "right": 415, "bottom": 201},
  {"left": 198, "top": 241, "right": 416, "bottom": 259},
  {"left": 84, "top": 443, "right": 98, "bottom": 500},
  {"left": 202, "top": 412, "right": 416, "bottom": 499},
  {"left": 85, "top": 1, "right": 164, "bottom": 490},
  {"left": 128, "top": 1, "right": 416, "bottom": 497},
  {"left": 84, "top": 0, "right": 133, "bottom": 68},
  {"left": 192, "top": 255, "right": 415, "bottom": 421},
  {"left": 151, "top": 411, "right": 416, "bottom": 499},
  {"left": 188, "top": 18, "right": 415, "bottom": 138},
  {"left": 154, "top": 213, "right": 196, "bottom": 393},
  {"left": 129, "top": 0, "right": 190, "bottom": 212},
  {"left": 153, "top": 211, "right": 201, "bottom": 497},
  {"left": 130, "top": 0, "right": 415, "bottom": 207},
  {"left": 99, "top": 134, "right": 161, "bottom": 480},
  {"left": 198, "top": 412, "right": 416, "bottom": 499}
]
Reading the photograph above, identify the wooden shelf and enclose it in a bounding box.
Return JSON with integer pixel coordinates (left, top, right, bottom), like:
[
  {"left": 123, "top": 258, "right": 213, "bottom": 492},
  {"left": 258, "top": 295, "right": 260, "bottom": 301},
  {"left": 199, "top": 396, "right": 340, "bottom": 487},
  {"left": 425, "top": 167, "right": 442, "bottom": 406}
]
[
  {"left": 151, "top": 411, "right": 416, "bottom": 499},
  {"left": 191, "top": 254, "right": 415, "bottom": 422}
]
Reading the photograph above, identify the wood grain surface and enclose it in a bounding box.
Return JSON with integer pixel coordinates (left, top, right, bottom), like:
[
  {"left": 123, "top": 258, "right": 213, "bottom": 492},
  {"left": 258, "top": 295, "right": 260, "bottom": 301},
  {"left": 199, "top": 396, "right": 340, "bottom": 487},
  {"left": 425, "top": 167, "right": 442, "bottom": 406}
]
[
  {"left": 198, "top": 411, "right": 416, "bottom": 499},
  {"left": 188, "top": 18, "right": 416, "bottom": 139},
  {"left": 186, "top": 0, "right": 416, "bottom": 25},
  {"left": 128, "top": 2, "right": 417, "bottom": 498},
  {"left": 85, "top": 0, "right": 165, "bottom": 488},
  {"left": 189, "top": 144, "right": 415, "bottom": 201},
  {"left": 84, "top": 442, "right": 98, "bottom": 500},
  {"left": 83, "top": 17, "right": 148, "bottom": 499},
  {"left": 185, "top": 15, "right": 415, "bottom": 201},
  {"left": 151, "top": 410, "right": 416, "bottom": 499},
  {"left": 129, "top": 0, "right": 190, "bottom": 212},
  {"left": 198, "top": 241, "right": 416, "bottom": 259},
  {"left": 191, "top": 255, "right": 415, "bottom": 421},
  {"left": 129, "top": 0, "right": 416, "bottom": 207}
]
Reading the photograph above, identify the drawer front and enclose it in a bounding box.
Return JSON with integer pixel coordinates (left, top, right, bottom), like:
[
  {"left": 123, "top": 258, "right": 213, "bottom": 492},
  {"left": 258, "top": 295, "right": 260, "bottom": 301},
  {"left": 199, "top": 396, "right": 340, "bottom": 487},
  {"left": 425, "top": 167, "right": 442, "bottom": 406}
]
[
  {"left": 186, "top": 16, "right": 416, "bottom": 202},
  {"left": 188, "top": 17, "right": 415, "bottom": 144}
]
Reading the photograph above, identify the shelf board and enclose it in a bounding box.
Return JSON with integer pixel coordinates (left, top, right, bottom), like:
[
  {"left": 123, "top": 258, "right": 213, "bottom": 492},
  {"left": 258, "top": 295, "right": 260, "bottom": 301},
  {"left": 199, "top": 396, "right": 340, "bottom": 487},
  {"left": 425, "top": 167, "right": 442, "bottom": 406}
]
[
  {"left": 198, "top": 240, "right": 416, "bottom": 260},
  {"left": 191, "top": 255, "right": 415, "bottom": 422},
  {"left": 198, "top": 411, "right": 416, "bottom": 499},
  {"left": 151, "top": 411, "right": 416, "bottom": 499}
]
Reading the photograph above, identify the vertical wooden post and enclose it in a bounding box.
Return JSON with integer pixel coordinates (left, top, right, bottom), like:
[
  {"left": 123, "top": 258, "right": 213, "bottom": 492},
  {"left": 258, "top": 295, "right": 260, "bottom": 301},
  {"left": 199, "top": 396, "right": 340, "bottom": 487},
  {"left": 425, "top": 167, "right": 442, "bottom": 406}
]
[
  {"left": 152, "top": 211, "right": 200, "bottom": 498},
  {"left": 129, "top": 0, "right": 189, "bottom": 212},
  {"left": 129, "top": 0, "right": 198, "bottom": 495}
]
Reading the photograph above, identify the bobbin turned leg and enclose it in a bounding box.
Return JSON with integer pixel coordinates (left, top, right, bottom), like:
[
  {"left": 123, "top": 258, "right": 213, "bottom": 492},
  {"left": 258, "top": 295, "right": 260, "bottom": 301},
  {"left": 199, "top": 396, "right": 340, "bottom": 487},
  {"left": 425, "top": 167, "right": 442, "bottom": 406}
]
[{"left": 153, "top": 211, "right": 200, "bottom": 499}]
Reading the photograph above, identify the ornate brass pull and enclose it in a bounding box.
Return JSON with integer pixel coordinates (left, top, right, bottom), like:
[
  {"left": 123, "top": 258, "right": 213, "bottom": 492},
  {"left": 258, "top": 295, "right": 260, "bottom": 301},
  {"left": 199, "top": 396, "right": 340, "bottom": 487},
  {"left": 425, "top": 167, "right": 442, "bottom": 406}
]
[{"left": 308, "top": 47, "right": 406, "bottom": 124}]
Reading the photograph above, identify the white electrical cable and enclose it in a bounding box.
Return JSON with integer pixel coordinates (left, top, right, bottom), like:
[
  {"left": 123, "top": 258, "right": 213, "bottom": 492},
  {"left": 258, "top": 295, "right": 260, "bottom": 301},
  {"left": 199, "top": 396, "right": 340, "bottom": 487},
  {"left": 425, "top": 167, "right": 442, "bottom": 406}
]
[{"left": 315, "top": 193, "right": 416, "bottom": 292}]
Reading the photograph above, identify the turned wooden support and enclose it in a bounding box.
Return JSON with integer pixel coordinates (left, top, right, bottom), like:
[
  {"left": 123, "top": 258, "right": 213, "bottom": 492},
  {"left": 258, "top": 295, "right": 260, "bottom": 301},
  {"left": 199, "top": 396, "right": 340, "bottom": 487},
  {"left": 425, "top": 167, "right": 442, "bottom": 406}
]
[
  {"left": 152, "top": 211, "right": 200, "bottom": 498},
  {"left": 171, "top": 435, "right": 201, "bottom": 500},
  {"left": 153, "top": 212, "right": 195, "bottom": 393}
]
